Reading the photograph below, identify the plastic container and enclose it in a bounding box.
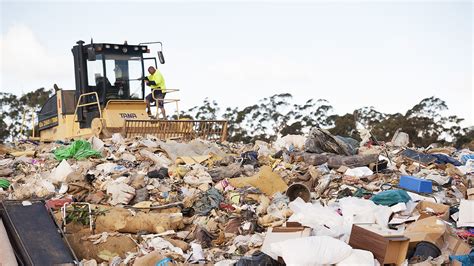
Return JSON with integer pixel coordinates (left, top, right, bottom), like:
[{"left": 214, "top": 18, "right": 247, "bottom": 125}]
[
  {"left": 399, "top": 175, "right": 432, "bottom": 193},
  {"left": 286, "top": 183, "right": 311, "bottom": 202},
  {"left": 461, "top": 154, "right": 474, "bottom": 164},
  {"left": 412, "top": 241, "right": 441, "bottom": 260}
]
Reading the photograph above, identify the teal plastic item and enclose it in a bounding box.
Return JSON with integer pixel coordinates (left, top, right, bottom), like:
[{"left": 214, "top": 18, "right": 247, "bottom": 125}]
[
  {"left": 156, "top": 258, "right": 173, "bottom": 266},
  {"left": 370, "top": 189, "right": 411, "bottom": 206},
  {"left": 54, "top": 140, "right": 101, "bottom": 161}
]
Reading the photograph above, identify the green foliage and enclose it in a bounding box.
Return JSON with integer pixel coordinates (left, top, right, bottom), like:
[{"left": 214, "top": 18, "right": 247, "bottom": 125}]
[
  {"left": 65, "top": 205, "right": 108, "bottom": 226},
  {"left": 328, "top": 113, "right": 358, "bottom": 140},
  {"left": 0, "top": 88, "right": 52, "bottom": 143},
  {"left": 181, "top": 95, "right": 471, "bottom": 147}
]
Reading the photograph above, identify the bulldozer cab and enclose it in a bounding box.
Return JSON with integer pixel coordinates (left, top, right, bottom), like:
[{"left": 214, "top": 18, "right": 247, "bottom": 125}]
[{"left": 72, "top": 40, "right": 155, "bottom": 128}]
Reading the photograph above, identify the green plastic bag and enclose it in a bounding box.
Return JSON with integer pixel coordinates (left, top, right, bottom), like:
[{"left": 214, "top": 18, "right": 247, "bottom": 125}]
[
  {"left": 54, "top": 140, "right": 102, "bottom": 160},
  {"left": 370, "top": 189, "right": 411, "bottom": 206},
  {"left": 0, "top": 178, "right": 10, "bottom": 189}
]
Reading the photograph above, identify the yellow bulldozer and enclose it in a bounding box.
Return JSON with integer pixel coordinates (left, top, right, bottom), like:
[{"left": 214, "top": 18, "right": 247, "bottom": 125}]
[{"left": 33, "top": 40, "right": 227, "bottom": 142}]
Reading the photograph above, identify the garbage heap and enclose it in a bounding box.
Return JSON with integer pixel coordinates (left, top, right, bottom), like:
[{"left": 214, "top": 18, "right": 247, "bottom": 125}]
[{"left": 0, "top": 128, "right": 473, "bottom": 265}]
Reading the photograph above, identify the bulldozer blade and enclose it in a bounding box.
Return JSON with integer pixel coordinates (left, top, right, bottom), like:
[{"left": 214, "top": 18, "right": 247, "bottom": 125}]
[{"left": 124, "top": 120, "right": 228, "bottom": 141}]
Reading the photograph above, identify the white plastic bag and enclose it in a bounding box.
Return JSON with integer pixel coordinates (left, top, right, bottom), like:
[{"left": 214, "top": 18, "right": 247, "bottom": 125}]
[
  {"left": 49, "top": 159, "right": 73, "bottom": 184},
  {"left": 338, "top": 197, "right": 392, "bottom": 228},
  {"left": 111, "top": 133, "right": 125, "bottom": 144},
  {"left": 274, "top": 135, "right": 306, "bottom": 151},
  {"left": 288, "top": 198, "right": 345, "bottom": 238},
  {"left": 344, "top": 167, "right": 373, "bottom": 177},
  {"left": 139, "top": 149, "right": 172, "bottom": 167},
  {"left": 336, "top": 249, "right": 375, "bottom": 266},
  {"left": 271, "top": 236, "right": 352, "bottom": 266},
  {"left": 183, "top": 168, "right": 213, "bottom": 186},
  {"left": 106, "top": 181, "right": 136, "bottom": 205}
]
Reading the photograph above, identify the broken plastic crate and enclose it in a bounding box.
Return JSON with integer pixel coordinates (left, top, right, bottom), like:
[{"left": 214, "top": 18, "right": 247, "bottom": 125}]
[{"left": 399, "top": 175, "right": 432, "bottom": 193}]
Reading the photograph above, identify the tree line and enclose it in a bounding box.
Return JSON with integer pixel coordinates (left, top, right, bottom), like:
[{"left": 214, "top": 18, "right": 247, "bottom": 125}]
[
  {"left": 1, "top": 88, "right": 472, "bottom": 147},
  {"left": 177, "top": 94, "right": 472, "bottom": 148}
]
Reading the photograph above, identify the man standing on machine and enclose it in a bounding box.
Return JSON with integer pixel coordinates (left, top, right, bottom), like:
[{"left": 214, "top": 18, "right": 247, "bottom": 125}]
[{"left": 144, "top": 66, "right": 166, "bottom": 119}]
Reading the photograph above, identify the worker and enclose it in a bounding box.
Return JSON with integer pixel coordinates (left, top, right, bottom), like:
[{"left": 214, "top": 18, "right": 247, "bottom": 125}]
[
  {"left": 113, "top": 64, "right": 123, "bottom": 80},
  {"left": 144, "top": 66, "right": 166, "bottom": 118}
]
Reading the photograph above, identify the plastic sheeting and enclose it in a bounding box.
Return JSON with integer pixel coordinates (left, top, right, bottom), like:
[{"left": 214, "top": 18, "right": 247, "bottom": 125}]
[
  {"left": 49, "top": 159, "right": 73, "bottom": 184},
  {"left": 336, "top": 249, "right": 375, "bottom": 266},
  {"left": 344, "top": 167, "right": 373, "bottom": 177},
  {"left": 274, "top": 135, "right": 306, "bottom": 151},
  {"left": 371, "top": 190, "right": 411, "bottom": 207},
  {"left": 339, "top": 197, "right": 392, "bottom": 228},
  {"left": 193, "top": 188, "right": 224, "bottom": 216},
  {"left": 305, "top": 128, "right": 356, "bottom": 155},
  {"left": 271, "top": 236, "right": 352, "bottom": 266},
  {"left": 287, "top": 198, "right": 345, "bottom": 238}
]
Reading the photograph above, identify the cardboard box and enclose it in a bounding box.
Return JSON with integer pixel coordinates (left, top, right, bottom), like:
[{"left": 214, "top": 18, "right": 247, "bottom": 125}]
[
  {"left": 349, "top": 224, "right": 409, "bottom": 265},
  {"left": 467, "top": 188, "right": 474, "bottom": 200},
  {"left": 416, "top": 201, "right": 450, "bottom": 221},
  {"left": 261, "top": 222, "right": 311, "bottom": 260},
  {"left": 404, "top": 216, "right": 446, "bottom": 249},
  {"left": 446, "top": 233, "right": 472, "bottom": 266}
]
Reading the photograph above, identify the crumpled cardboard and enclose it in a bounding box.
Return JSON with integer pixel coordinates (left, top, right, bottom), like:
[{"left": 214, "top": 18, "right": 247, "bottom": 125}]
[
  {"left": 445, "top": 231, "right": 472, "bottom": 266},
  {"left": 132, "top": 250, "right": 165, "bottom": 266},
  {"left": 404, "top": 216, "right": 447, "bottom": 248},
  {"left": 176, "top": 155, "right": 210, "bottom": 165},
  {"left": 467, "top": 188, "right": 474, "bottom": 200},
  {"left": 66, "top": 232, "right": 136, "bottom": 262},
  {"left": 416, "top": 201, "right": 450, "bottom": 221},
  {"left": 228, "top": 166, "right": 288, "bottom": 196},
  {"left": 93, "top": 205, "right": 184, "bottom": 234}
]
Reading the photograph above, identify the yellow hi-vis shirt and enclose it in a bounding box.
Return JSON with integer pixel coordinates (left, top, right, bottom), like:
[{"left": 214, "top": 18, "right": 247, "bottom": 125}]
[{"left": 147, "top": 70, "right": 166, "bottom": 93}]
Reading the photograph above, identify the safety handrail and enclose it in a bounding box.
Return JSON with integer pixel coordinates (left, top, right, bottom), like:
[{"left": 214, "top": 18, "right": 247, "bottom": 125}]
[
  {"left": 72, "top": 92, "right": 102, "bottom": 135},
  {"left": 150, "top": 88, "right": 181, "bottom": 119}
]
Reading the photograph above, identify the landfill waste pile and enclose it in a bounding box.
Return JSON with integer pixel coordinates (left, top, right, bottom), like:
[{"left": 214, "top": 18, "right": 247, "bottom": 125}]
[{"left": 0, "top": 127, "right": 473, "bottom": 265}]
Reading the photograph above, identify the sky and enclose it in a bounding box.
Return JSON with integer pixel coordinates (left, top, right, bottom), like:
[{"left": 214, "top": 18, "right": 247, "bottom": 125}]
[{"left": 1, "top": 1, "right": 473, "bottom": 125}]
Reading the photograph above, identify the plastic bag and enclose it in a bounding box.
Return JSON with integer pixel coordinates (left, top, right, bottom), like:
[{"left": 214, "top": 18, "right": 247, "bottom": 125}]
[
  {"left": 49, "top": 159, "right": 73, "bottom": 184},
  {"left": 339, "top": 197, "right": 392, "bottom": 228},
  {"left": 54, "top": 140, "right": 101, "bottom": 160},
  {"left": 274, "top": 135, "right": 306, "bottom": 151},
  {"left": 0, "top": 178, "right": 10, "bottom": 189},
  {"left": 288, "top": 197, "right": 345, "bottom": 238},
  {"left": 344, "top": 167, "right": 373, "bottom": 177},
  {"left": 336, "top": 249, "right": 375, "bottom": 265},
  {"left": 370, "top": 189, "right": 411, "bottom": 206},
  {"left": 271, "top": 236, "right": 352, "bottom": 265}
]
